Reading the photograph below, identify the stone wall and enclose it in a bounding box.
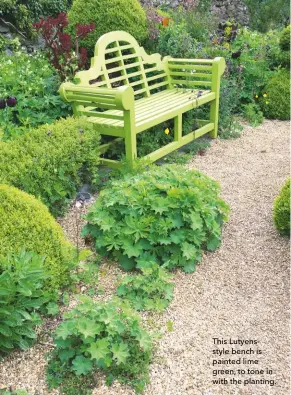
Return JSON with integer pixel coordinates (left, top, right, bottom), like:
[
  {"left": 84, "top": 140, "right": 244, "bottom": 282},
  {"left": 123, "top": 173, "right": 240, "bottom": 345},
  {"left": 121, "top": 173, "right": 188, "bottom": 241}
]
[{"left": 140, "top": 0, "right": 249, "bottom": 25}]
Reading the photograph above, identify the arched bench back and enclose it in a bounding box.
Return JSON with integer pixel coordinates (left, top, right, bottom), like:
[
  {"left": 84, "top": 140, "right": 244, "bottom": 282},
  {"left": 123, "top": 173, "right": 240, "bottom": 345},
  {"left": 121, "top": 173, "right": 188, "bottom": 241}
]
[{"left": 74, "top": 31, "right": 171, "bottom": 99}]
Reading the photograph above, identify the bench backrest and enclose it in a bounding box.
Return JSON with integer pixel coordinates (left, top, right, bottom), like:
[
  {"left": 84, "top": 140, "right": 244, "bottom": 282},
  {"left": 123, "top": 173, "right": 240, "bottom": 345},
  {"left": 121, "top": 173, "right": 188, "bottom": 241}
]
[{"left": 74, "top": 31, "right": 170, "bottom": 99}]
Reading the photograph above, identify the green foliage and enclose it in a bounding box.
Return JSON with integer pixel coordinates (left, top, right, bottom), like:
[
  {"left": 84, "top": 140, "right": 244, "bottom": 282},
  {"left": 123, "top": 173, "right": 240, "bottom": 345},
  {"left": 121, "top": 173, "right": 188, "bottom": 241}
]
[
  {"left": 230, "top": 28, "right": 277, "bottom": 103},
  {"left": 276, "top": 25, "right": 290, "bottom": 68},
  {"left": 0, "top": 52, "right": 71, "bottom": 140},
  {"left": 279, "top": 25, "right": 290, "bottom": 51},
  {"left": 0, "top": 250, "right": 56, "bottom": 354},
  {"left": 0, "top": 117, "right": 100, "bottom": 216},
  {"left": 0, "top": 0, "right": 35, "bottom": 37},
  {"left": 273, "top": 179, "right": 290, "bottom": 236},
  {"left": 0, "top": 35, "right": 21, "bottom": 54},
  {"left": 0, "top": 184, "right": 73, "bottom": 290},
  {"left": 160, "top": 151, "right": 192, "bottom": 165},
  {"left": 243, "top": 0, "right": 289, "bottom": 32},
  {"left": 47, "top": 297, "right": 152, "bottom": 393},
  {"left": 160, "top": 137, "right": 211, "bottom": 165},
  {"left": 68, "top": 0, "right": 148, "bottom": 54},
  {"left": 157, "top": 23, "right": 197, "bottom": 58},
  {"left": 27, "top": 0, "right": 70, "bottom": 20},
  {"left": 69, "top": 252, "right": 100, "bottom": 294},
  {"left": 243, "top": 103, "right": 264, "bottom": 126},
  {"left": 166, "top": 320, "right": 174, "bottom": 332},
  {"left": 262, "top": 70, "right": 290, "bottom": 120},
  {"left": 117, "top": 262, "right": 174, "bottom": 312},
  {"left": 170, "top": 7, "right": 218, "bottom": 43},
  {"left": 0, "top": 0, "right": 69, "bottom": 37},
  {"left": 218, "top": 78, "right": 243, "bottom": 138},
  {"left": 46, "top": 356, "right": 95, "bottom": 395},
  {"left": 83, "top": 165, "right": 229, "bottom": 273}
]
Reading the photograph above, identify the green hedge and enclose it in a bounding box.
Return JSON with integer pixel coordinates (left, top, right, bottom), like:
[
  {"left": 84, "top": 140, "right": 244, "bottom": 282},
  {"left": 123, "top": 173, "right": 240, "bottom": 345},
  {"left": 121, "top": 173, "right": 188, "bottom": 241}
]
[
  {"left": 262, "top": 70, "right": 290, "bottom": 120},
  {"left": 0, "top": 184, "right": 73, "bottom": 289},
  {"left": 67, "top": 0, "right": 148, "bottom": 54},
  {"left": 273, "top": 179, "right": 290, "bottom": 236},
  {"left": 0, "top": 117, "right": 100, "bottom": 216}
]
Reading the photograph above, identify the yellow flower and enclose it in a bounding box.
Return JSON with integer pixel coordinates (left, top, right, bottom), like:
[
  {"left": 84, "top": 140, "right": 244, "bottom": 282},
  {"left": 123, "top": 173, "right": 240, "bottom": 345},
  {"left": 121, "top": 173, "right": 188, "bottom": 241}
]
[
  {"left": 255, "top": 95, "right": 258, "bottom": 98},
  {"left": 164, "top": 128, "right": 170, "bottom": 135},
  {"left": 263, "top": 93, "right": 267, "bottom": 97},
  {"left": 266, "top": 101, "right": 269, "bottom": 104}
]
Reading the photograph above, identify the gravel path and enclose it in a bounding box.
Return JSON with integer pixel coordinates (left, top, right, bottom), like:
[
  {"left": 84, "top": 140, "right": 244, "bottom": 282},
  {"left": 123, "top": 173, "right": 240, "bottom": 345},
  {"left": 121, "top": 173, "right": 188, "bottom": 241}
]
[{"left": 0, "top": 120, "right": 289, "bottom": 395}]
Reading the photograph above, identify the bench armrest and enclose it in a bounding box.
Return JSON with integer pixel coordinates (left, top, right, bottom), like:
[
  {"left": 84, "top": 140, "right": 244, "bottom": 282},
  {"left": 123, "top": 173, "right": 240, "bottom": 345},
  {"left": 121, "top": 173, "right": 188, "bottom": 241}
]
[{"left": 59, "top": 83, "right": 135, "bottom": 111}]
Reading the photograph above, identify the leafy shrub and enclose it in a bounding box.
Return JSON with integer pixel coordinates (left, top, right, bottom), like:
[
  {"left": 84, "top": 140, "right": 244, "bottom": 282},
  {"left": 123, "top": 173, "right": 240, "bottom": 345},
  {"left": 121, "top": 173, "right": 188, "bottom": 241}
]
[
  {"left": 243, "top": 0, "right": 289, "bottom": 32},
  {"left": 67, "top": 0, "right": 148, "bottom": 54},
  {"left": 273, "top": 179, "right": 290, "bottom": 236},
  {"left": 34, "top": 13, "right": 95, "bottom": 81},
  {"left": 28, "top": 0, "right": 70, "bottom": 20},
  {"left": 47, "top": 297, "right": 152, "bottom": 393},
  {"left": 262, "top": 70, "right": 290, "bottom": 120},
  {"left": 0, "top": 35, "right": 21, "bottom": 54},
  {"left": 230, "top": 28, "right": 276, "bottom": 103},
  {"left": 279, "top": 25, "right": 290, "bottom": 51},
  {"left": 157, "top": 23, "right": 197, "bottom": 58},
  {"left": 0, "top": 250, "right": 55, "bottom": 354},
  {"left": 0, "top": 0, "right": 36, "bottom": 37},
  {"left": 277, "top": 25, "right": 290, "bottom": 68},
  {"left": 0, "top": 0, "right": 70, "bottom": 37},
  {"left": 0, "top": 184, "right": 73, "bottom": 289},
  {"left": 83, "top": 165, "right": 229, "bottom": 273},
  {"left": 0, "top": 117, "right": 100, "bottom": 216},
  {"left": 243, "top": 103, "right": 264, "bottom": 126},
  {"left": 0, "top": 52, "right": 71, "bottom": 139},
  {"left": 218, "top": 78, "right": 242, "bottom": 138},
  {"left": 182, "top": 138, "right": 211, "bottom": 155},
  {"left": 170, "top": 6, "right": 218, "bottom": 43},
  {"left": 117, "top": 262, "right": 174, "bottom": 312}
]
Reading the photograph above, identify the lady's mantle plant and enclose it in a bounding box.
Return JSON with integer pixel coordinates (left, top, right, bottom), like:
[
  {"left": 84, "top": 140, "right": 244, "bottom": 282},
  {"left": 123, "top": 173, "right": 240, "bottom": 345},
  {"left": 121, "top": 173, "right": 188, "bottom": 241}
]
[
  {"left": 117, "top": 262, "right": 174, "bottom": 312},
  {"left": 83, "top": 165, "right": 229, "bottom": 273},
  {"left": 47, "top": 296, "right": 152, "bottom": 393}
]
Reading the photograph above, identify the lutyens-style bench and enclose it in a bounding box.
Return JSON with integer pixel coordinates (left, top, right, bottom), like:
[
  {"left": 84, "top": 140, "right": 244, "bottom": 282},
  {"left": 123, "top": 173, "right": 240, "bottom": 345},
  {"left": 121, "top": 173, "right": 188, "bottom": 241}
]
[{"left": 59, "top": 31, "right": 225, "bottom": 168}]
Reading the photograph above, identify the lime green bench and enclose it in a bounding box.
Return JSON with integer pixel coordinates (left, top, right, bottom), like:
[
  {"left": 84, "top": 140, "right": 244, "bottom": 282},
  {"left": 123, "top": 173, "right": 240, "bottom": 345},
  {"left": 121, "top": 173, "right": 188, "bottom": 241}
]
[{"left": 59, "top": 31, "right": 225, "bottom": 168}]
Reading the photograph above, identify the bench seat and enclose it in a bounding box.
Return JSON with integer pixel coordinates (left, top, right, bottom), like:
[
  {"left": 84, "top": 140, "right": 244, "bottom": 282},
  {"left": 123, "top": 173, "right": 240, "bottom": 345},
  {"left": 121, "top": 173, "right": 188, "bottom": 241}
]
[{"left": 86, "top": 88, "right": 214, "bottom": 133}]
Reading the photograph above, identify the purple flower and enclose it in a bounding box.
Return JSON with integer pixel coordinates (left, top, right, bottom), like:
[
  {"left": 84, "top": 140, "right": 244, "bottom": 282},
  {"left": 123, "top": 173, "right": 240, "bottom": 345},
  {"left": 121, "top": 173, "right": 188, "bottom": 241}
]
[
  {"left": 6, "top": 96, "right": 17, "bottom": 107},
  {"left": 0, "top": 99, "right": 6, "bottom": 109}
]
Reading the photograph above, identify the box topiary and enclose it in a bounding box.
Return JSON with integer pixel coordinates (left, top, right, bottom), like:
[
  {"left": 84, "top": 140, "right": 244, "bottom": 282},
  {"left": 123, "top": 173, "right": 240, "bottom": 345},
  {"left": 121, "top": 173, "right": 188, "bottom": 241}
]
[
  {"left": 83, "top": 165, "right": 229, "bottom": 273},
  {"left": 0, "top": 184, "right": 74, "bottom": 289},
  {"left": 261, "top": 70, "right": 290, "bottom": 120},
  {"left": 67, "top": 0, "right": 148, "bottom": 54},
  {"left": 0, "top": 117, "right": 100, "bottom": 217},
  {"left": 273, "top": 179, "right": 290, "bottom": 236}
]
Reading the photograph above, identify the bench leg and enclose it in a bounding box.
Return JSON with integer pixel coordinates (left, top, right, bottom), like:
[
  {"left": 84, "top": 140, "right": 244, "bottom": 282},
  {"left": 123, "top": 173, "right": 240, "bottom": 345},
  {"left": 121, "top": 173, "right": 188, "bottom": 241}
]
[
  {"left": 174, "top": 114, "right": 182, "bottom": 142},
  {"left": 209, "top": 99, "right": 219, "bottom": 138},
  {"left": 124, "top": 110, "right": 137, "bottom": 167}
]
